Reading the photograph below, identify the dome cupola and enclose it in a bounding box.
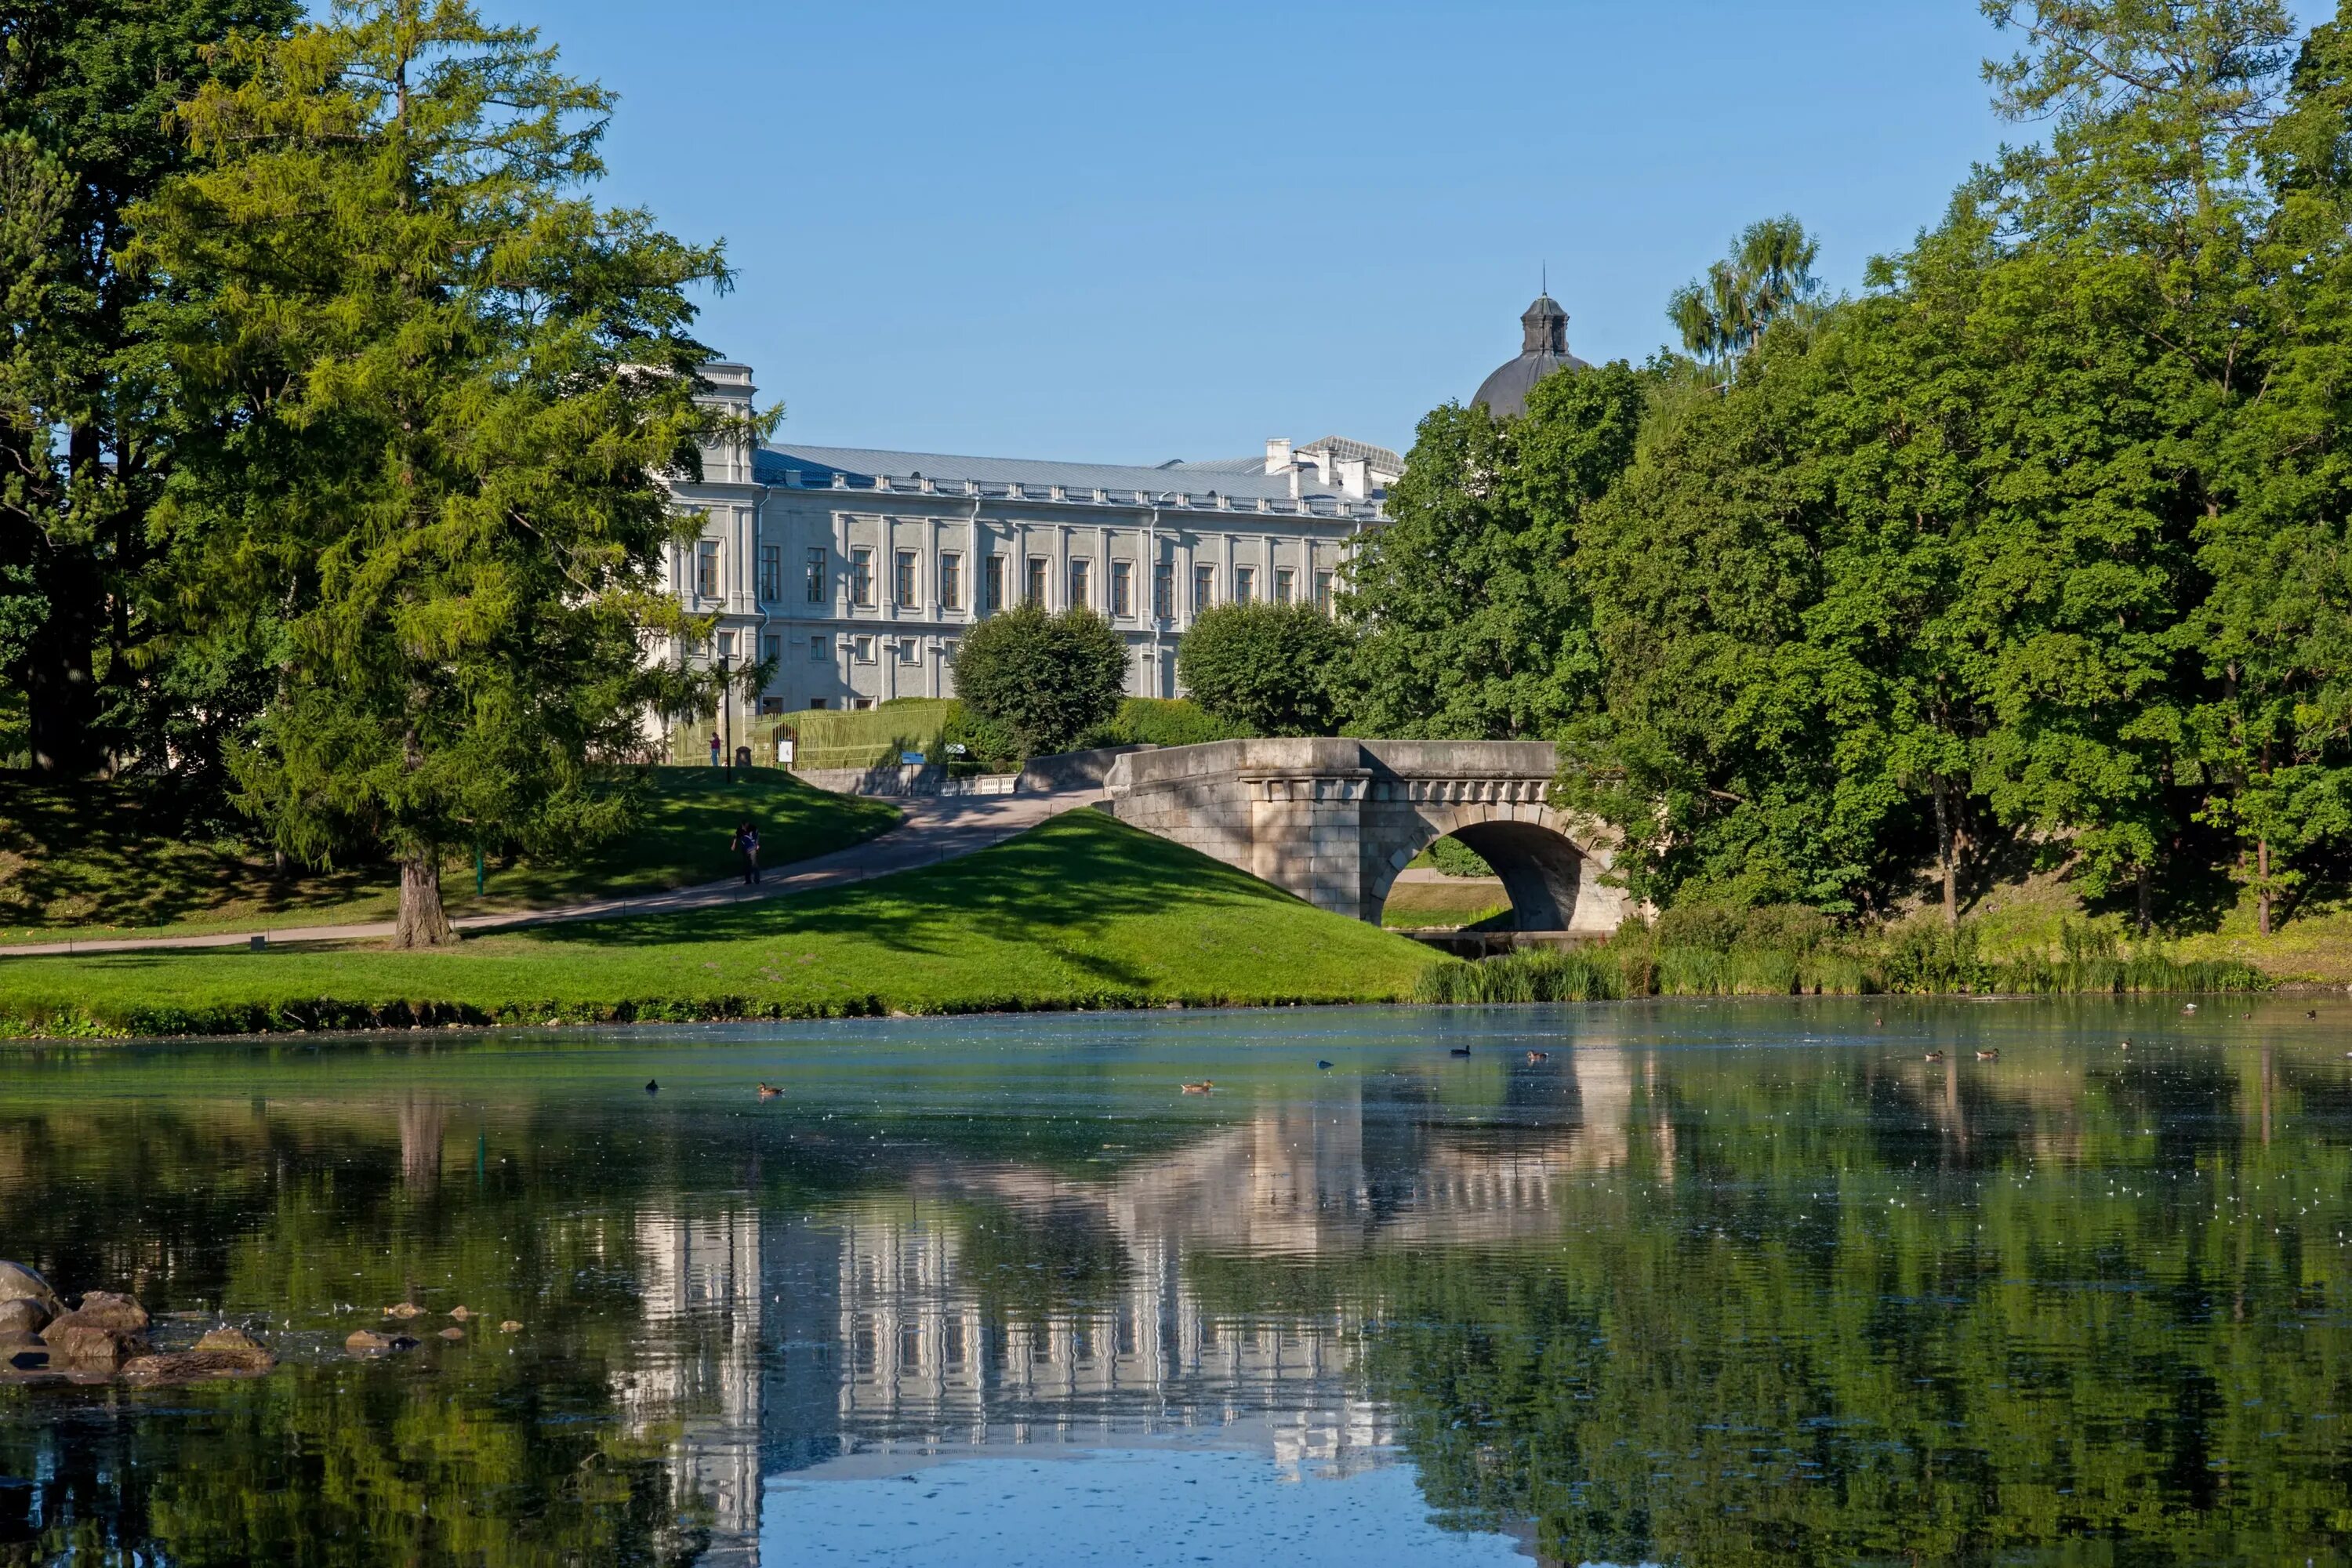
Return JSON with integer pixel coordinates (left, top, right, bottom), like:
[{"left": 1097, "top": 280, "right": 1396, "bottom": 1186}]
[{"left": 1471, "top": 291, "right": 1589, "bottom": 418}]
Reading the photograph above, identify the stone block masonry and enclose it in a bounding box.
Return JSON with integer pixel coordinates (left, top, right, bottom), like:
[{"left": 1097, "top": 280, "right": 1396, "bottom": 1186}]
[{"left": 1104, "top": 740, "right": 1632, "bottom": 932}]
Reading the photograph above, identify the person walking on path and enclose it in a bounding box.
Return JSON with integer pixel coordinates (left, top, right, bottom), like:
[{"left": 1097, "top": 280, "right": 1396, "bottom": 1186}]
[{"left": 731, "top": 821, "right": 761, "bottom": 884}]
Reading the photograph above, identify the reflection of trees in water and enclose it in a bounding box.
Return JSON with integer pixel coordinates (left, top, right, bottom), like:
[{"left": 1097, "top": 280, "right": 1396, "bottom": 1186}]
[
  {"left": 1341, "top": 1047, "right": 2352, "bottom": 1566},
  {"left": 0, "top": 1036, "right": 2345, "bottom": 1564}
]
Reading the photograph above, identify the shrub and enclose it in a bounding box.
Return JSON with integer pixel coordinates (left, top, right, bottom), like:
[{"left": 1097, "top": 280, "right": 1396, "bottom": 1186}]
[
  {"left": 1176, "top": 602, "right": 1355, "bottom": 735},
  {"left": 950, "top": 604, "right": 1128, "bottom": 760},
  {"left": 1107, "top": 698, "right": 1244, "bottom": 747},
  {"left": 1425, "top": 837, "right": 1496, "bottom": 877},
  {"left": 942, "top": 706, "right": 1020, "bottom": 773}
]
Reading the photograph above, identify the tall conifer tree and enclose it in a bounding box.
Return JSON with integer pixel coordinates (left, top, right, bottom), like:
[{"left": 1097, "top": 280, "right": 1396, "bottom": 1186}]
[{"left": 130, "top": 0, "right": 732, "bottom": 945}]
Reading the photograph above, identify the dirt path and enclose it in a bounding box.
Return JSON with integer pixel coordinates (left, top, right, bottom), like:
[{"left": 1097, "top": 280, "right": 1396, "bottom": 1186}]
[{"left": 0, "top": 791, "right": 1104, "bottom": 959}]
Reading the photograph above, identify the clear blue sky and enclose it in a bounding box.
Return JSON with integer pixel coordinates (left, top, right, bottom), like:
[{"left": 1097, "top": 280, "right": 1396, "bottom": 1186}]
[{"left": 495, "top": 2, "right": 2298, "bottom": 463}]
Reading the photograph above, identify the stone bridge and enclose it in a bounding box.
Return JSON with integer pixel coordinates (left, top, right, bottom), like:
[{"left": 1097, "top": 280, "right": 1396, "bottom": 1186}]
[{"left": 1102, "top": 739, "right": 1631, "bottom": 932}]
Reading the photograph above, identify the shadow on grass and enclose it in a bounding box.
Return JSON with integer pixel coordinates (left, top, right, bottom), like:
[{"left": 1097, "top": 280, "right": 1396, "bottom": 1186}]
[
  {"left": 0, "top": 775, "right": 384, "bottom": 931},
  {"left": 0, "top": 766, "right": 898, "bottom": 935}
]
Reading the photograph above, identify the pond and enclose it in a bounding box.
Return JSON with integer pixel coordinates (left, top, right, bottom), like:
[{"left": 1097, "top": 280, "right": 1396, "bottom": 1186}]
[{"left": 0, "top": 999, "right": 2347, "bottom": 1566}]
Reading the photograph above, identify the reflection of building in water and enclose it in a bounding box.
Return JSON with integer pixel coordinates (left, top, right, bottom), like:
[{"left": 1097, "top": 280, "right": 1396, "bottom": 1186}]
[
  {"left": 622, "top": 1211, "right": 764, "bottom": 1548},
  {"left": 830, "top": 1207, "right": 1387, "bottom": 1478},
  {"left": 622, "top": 1050, "right": 1656, "bottom": 1559}
]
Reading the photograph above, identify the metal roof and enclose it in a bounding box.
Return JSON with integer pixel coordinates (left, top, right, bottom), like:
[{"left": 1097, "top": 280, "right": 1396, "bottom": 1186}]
[{"left": 757, "top": 441, "right": 1372, "bottom": 506}]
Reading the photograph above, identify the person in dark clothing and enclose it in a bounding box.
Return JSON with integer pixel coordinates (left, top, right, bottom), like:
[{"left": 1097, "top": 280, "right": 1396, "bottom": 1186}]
[{"left": 730, "top": 821, "right": 760, "bottom": 884}]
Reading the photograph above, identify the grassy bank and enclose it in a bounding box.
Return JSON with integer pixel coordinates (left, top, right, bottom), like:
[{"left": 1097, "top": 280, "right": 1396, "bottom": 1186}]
[
  {"left": 0, "top": 811, "right": 1440, "bottom": 1039},
  {"left": 0, "top": 767, "right": 896, "bottom": 945},
  {"left": 1417, "top": 927, "right": 2273, "bottom": 1004}
]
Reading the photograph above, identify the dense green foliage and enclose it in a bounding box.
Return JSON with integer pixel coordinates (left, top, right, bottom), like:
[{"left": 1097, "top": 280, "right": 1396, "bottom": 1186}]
[
  {"left": 948, "top": 602, "right": 1129, "bottom": 759},
  {"left": 0, "top": 0, "right": 297, "bottom": 781},
  {"left": 1085, "top": 696, "right": 1243, "bottom": 749},
  {"left": 125, "top": 1, "right": 730, "bottom": 945},
  {"left": 1345, "top": 2, "right": 2352, "bottom": 936},
  {"left": 0, "top": 811, "right": 1437, "bottom": 1037},
  {"left": 1174, "top": 601, "right": 1353, "bottom": 735},
  {"left": 1344, "top": 361, "right": 1645, "bottom": 739}
]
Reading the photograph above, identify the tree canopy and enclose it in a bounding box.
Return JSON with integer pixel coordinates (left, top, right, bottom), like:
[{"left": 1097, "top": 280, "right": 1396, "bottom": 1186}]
[
  {"left": 1346, "top": 0, "right": 2352, "bottom": 931},
  {"left": 127, "top": 0, "right": 729, "bottom": 944},
  {"left": 949, "top": 602, "right": 1129, "bottom": 760},
  {"left": 1174, "top": 601, "right": 1352, "bottom": 736}
]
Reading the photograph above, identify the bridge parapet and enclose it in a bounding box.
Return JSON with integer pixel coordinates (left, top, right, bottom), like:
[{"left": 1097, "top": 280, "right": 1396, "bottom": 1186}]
[{"left": 1104, "top": 739, "right": 1633, "bottom": 932}]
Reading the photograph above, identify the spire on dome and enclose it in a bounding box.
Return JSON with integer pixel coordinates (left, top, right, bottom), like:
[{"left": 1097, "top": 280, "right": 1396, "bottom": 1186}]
[{"left": 1519, "top": 293, "right": 1568, "bottom": 355}]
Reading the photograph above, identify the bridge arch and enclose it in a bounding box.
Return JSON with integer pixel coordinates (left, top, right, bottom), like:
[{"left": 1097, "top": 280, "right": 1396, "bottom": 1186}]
[{"left": 1102, "top": 738, "right": 1632, "bottom": 933}]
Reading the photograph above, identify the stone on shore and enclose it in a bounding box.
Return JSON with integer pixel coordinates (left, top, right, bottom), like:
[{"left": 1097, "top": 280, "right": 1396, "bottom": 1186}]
[
  {"left": 0, "top": 1262, "right": 57, "bottom": 1310},
  {"left": 0, "top": 1330, "right": 48, "bottom": 1371},
  {"left": 68, "top": 1290, "right": 151, "bottom": 1333},
  {"left": 42, "top": 1316, "right": 148, "bottom": 1368},
  {"left": 0, "top": 1298, "right": 52, "bottom": 1335},
  {"left": 344, "top": 1329, "right": 419, "bottom": 1355}
]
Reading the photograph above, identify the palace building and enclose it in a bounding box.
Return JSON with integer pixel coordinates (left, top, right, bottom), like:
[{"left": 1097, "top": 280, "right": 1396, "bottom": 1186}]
[
  {"left": 661, "top": 361, "right": 1399, "bottom": 719},
  {"left": 660, "top": 293, "right": 1581, "bottom": 722}
]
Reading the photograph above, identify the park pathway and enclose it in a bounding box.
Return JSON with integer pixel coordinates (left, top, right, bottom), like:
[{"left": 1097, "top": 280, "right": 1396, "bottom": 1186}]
[{"left": 0, "top": 790, "right": 1104, "bottom": 959}]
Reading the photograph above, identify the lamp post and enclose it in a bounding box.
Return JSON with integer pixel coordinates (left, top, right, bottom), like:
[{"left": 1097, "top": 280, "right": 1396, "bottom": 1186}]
[{"left": 717, "top": 650, "right": 733, "bottom": 784}]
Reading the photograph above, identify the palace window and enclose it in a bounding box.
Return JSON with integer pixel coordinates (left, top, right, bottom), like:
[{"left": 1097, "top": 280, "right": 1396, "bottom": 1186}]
[
  {"left": 853, "top": 634, "right": 875, "bottom": 664},
  {"left": 1153, "top": 563, "right": 1173, "bottom": 622},
  {"left": 939, "top": 552, "right": 963, "bottom": 611},
  {"left": 852, "top": 697, "right": 873, "bottom": 710},
  {"left": 809, "top": 635, "right": 829, "bottom": 662},
  {"left": 1111, "top": 560, "right": 1133, "bottom": 619},
  {"left": 804, "top": 546, "right": 826, "bottom": 604},
  {"left": 898, "top": 637, "right": 920, "bottom": 665},
  {"left": 1234, "top": 565, "right": 1255, "bottom": 605},
  {"left": 1315, "top": 570, "right": 1334, "bottom": 613},
  {"left": 984, "top": 554, "right": 1005, "bottom": 612},
  {"left": 1192, "top": 564, "right": 1214, "bottom": 615},
  {"left": 759, "top": 545, "right": 782, "bottom": 602},
  {"left": 717, "top": 630, "right": 735, "bottom": 659},
  {"left": 759, "top": 696, "right": 784, "bottom": 716},
  {"left": 694, "top": 539, "right": 719, "bottom": 600},
  {"left": 808, "top": 697, "right": 829, "bottom": 710},
  {"left": 1025, "top": 556, "right": 1047, "bottom": 606},
  {"left": 1274, "top": 566, "right": 1294, "bottom": 604},
  {"left": 1068, "top": 557, "right": 1091, "bottom": 610},
  {"left": 850, "top": 547, "right": 874, "bottom": 607},
  {"left": 895, "top": 550, "right": 917, "bottom": 607},
  {"left": 760, "top": 633, "right": 781, "bottom": 665}
]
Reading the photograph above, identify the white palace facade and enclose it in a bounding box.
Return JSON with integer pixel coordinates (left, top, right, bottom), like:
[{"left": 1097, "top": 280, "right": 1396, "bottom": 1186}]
[{"left": 659, "top": 361, "right": 1399, "bottom": 717}]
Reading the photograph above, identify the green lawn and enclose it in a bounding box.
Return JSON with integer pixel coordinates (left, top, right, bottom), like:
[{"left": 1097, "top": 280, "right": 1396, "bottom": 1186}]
[
  {"left": 0, "top": 766, "right": 898, "bottom": 944},
  {"left": 0, "top": 811, "right": 1441, "bottom": 1037},
  {"left": 1380, "top": 878, "right": 1512, "bottom": 929}
]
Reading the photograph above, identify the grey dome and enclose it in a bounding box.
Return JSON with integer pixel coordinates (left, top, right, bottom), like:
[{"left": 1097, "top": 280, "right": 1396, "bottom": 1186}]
[{"left": 1471, "top": 292, "right": 1589, "bottom": 418}]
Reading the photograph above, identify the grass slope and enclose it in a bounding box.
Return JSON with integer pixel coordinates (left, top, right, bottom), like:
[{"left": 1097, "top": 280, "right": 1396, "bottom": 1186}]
[
  {"left": 0, "top": 767, "right": 898, "bottom": 943},
  {"left": 1380, "top": 878, "right": 1510, "bottom": 930},
  {"left": 0, "top": 811, "right": 1440, "bottom": 1038}
]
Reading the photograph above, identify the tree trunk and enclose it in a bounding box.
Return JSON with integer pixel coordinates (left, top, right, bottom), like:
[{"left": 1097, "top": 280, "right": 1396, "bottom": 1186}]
[
  {"left": 1933, "top": 778, "right": 1958, "bottom": 928},
  {"left": 2135, "top": 863, "right": 2153, "bottom": 935},
  {"left": 396, "top": 853, "right": 456, "bottom": 949},
  {"left": 21, "top": 536, "right": 103, "bottom": 776},
  {"left": 2257, "top": 838, "right": 2271, "bottom": 938}
]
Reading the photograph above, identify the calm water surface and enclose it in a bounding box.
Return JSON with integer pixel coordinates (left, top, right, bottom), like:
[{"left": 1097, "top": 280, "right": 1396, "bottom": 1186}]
[{"left": 0, "top": 1000, "right": 2348, "bottom": 1565}]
